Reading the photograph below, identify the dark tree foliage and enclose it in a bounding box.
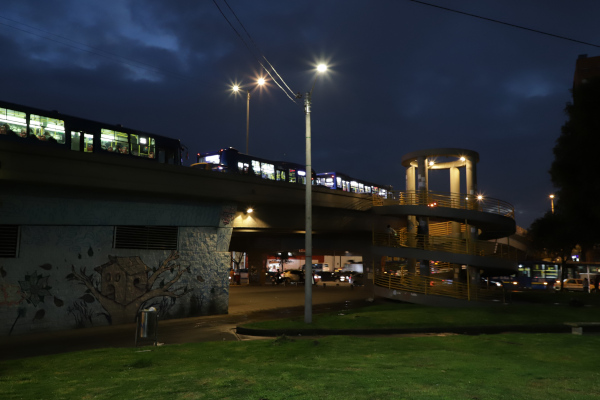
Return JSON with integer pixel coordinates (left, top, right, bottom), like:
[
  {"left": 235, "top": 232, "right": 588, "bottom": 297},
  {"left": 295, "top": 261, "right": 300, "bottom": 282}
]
[
  {"left": 527, "top": 211, "right": 577, "bottom": 291},
  {"left": 548, "top": 77, "right": 600, "bottom": 257},
  {"left": 528, "top": 211, "right": 576, "bottom": 261}
]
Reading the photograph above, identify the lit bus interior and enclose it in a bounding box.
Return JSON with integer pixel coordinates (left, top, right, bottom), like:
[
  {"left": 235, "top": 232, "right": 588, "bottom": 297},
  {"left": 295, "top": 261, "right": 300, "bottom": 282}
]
[{"left": 1, "top": 101, "right": 181, "bottom": 165}]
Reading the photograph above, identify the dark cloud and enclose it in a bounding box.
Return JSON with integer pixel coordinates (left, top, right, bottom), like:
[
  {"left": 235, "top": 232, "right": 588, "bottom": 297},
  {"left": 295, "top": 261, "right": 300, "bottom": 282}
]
[{"left": 1, "top": 0, "right": 599, "bottom": 228}]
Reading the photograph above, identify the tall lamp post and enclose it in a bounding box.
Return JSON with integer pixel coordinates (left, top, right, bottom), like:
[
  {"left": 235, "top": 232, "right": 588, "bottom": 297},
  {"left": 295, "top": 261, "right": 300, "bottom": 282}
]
[
  {"left": 304, "top": 63, "right": 328, "bottom": 324},
  {"left": 549, "top": 194, "right": 555, "bottom": 214},
  {"left": 232, "top": 78, "right": 265, "bottom": 155}
]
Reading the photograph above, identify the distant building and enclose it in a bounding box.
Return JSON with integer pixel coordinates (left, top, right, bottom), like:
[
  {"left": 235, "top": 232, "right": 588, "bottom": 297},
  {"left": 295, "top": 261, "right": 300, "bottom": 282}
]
[{"left": 573, "top": 54, "right": 600, "bottom": 88}]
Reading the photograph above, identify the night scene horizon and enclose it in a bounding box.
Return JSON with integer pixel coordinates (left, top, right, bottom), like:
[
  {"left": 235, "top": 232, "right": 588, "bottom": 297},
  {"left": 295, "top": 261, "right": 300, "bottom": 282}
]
[{"left": 2, "top": 0, "right": 600, "bottom": 229}]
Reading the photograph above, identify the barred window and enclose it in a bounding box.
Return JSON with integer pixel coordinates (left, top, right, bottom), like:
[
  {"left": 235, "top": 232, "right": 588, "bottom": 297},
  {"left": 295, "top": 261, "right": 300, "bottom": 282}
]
[
  {"left": 0, "top": 225, "right": 19, "bottom": 258},
  {"left": 114, "top": 226, "right": 178, "bottom": 250}
]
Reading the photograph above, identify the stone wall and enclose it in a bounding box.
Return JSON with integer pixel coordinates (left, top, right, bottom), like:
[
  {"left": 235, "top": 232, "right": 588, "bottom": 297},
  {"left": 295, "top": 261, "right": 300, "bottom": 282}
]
[{"left": 0, "top": 194, "right": 235, "bottom": 336}]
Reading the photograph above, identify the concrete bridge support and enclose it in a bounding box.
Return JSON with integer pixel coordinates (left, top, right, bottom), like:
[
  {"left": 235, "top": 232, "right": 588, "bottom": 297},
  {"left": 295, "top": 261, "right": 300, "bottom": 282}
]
[{"left": 402, "top": 148, "right": 481, "bottom": 282}]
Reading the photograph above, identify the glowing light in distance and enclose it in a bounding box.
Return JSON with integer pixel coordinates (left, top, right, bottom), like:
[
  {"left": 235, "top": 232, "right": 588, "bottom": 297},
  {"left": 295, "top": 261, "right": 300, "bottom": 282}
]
[
  {"left": 232, "top": 85, "right": 240, "bottom": 92},
  {"left": 317, "top": 64, "right": 327, "bottom": 73},
  {"left": 460, "top": 156, "right": 466, "bottom": 162},
  {"left": 477, "top": 195, "right": 483, "bottom": 201},
  {"left": 257, "top": 78, "right": 265, "bottom": 85}
]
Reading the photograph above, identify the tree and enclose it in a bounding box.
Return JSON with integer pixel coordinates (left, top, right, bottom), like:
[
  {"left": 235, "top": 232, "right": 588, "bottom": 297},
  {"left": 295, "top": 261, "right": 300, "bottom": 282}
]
[
  {"left": 548, "top": 77, "right": 600, "bottom": 260},
  {"left": 527, "top": 211, "right": 577, "bottom": 291},
  {"left": 69, "top": 251, "right": 191, "bottom": 324}
]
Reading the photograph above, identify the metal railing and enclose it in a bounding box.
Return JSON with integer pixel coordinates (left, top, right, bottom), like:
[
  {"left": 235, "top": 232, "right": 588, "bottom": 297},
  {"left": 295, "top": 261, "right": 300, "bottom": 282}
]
[
  {"left": 374, "top": 231, "right": 524, "bottom": 261},
  {"left": 374, "top": 271, "right": 504, "bottom": 302},
  {"left": 373, "top": 190, "right": 515, "bottom": 219}
]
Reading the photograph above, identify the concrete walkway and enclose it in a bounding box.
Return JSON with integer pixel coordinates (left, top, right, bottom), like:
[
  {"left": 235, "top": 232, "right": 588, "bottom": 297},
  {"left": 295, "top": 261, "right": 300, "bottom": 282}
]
[{"left": 1, "top": 283, "right": 372, "bottom": 361}]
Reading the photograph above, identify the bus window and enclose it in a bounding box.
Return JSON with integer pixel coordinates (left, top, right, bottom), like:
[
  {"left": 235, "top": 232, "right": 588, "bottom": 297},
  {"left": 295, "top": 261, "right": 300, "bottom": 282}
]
[
  {"left": 251, "top": 160, "right": 261, "bottom": 176},
  {"left": 0, "top": 107, "right": 28, "bottom": 138},
  {"left": 30, "top": 114, "right": 65, "bottom": 143},
  {"left": 84, "top": 132, "right": 94, "bottom": 152},
  {"left": 101, "top": 128, "right": 128, "bottom": 154},
  {"left": 132, "top": 136, "right": 155, "bottom": 158},
  {"left": 261, "top": 163, "right": 275, "bottom": 180},
  {"left": 298, "top": 170, "right": 306, "bottom": 185},
  {"left": 276, "top": 170, "right": 286, "bottom": 181},
  {"left": 288, "top": 169, "right": 297, "bottom": 183},
  {"left": 237, "top": 162, "right": 249, "bottom": 173},
  {"left": 70, "top": 131, "right": 81, "bottom": 151}
]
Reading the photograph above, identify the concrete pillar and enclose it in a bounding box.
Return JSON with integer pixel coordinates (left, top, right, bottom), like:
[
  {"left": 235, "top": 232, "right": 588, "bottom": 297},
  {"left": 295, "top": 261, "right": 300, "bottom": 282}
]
[
  {"left": 406, "top": 165, "right": 416, "bottom": 203},
  {"left": 450, "top": 166, "right": 461, "bottom": 238},
  {"left": 465, "top": 156, "right": 478, "bottom": 240},
  {"left": 417, "top": 156, "right": 429, "bottom": 276},
  {"left": 361, "top": 252, "right": 376, "bottom": 296},
  {"left": 406, "top": 165, "right": 418, "bottom": 274}
]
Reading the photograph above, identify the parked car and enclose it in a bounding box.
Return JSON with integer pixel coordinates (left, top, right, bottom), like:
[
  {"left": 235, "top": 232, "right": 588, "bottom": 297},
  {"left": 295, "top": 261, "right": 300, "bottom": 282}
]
[
  {"left": 283, "top": 269, "right": 304, "bottom": 284},
  {"left": 338, "top": 271, "right": 357, "bottom": 284},
  {"left": 557, "top": 278, "right": 586, "bottom": 291},
  {"left": 318, "top": 271, "right": 338, "bottom": 282},
  {"left": 282, "top": 269, "right": 318, "bottom": 284}
]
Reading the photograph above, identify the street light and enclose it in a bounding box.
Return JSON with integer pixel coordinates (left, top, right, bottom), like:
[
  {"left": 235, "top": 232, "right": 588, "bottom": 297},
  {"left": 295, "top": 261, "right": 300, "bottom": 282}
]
[
  {"left": 304, "top": 63, "right": 328, "bottom": 324},
  {"left": 232, "top": 78, "right": 265, "bottom": 154},
  {"left": 550, "top": 194, "right": 555, "bottom": 214}
]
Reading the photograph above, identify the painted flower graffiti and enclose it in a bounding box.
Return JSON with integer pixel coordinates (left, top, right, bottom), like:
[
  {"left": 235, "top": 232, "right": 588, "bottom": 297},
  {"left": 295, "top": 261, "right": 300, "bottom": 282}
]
[{"left": 18, "top": 271, "right": 52, "bottom": 307}]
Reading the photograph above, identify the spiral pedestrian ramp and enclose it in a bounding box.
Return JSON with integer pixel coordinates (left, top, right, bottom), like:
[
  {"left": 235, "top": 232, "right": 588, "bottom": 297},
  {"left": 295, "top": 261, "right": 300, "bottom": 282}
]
[{"left": 371, "top": 148, "right": 520, "bottom": 304}]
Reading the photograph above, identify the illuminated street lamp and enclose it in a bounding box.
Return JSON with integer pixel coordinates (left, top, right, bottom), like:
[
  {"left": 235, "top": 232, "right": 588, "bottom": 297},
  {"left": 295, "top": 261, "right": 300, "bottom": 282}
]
[
  {"left": 303, "top": 63, "right": 328, "bottom": 324},
  {"left": 232, "top": 78, "right": 265, "bottom": 154},
  {"left": 549, "top": 194, "right": 555, "bottom": 214}
]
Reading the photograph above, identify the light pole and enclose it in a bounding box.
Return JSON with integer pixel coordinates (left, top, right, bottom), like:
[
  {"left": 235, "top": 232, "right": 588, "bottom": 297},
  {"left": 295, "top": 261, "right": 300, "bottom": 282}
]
[
  {"left": 304, "top": 63, "right": 327, "bottom": 324},
  {"left": 550, "top": 194, "right": 555, "bottom": 214},
  {"left": 232, "top": 78, "right": 265, "bottom": 155}
]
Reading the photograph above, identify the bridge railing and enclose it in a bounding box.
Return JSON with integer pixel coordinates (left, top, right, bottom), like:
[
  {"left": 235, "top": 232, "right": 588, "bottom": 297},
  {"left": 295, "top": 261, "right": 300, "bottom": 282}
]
[
  {"left": 374, "top": 191, "right": 515, "bottom": 219},
  {"left": 373, "top": 271, "right": 504, "bottom": 302},
  {"left": 373, "top": 231, "right": 524, "bottom": 261}
]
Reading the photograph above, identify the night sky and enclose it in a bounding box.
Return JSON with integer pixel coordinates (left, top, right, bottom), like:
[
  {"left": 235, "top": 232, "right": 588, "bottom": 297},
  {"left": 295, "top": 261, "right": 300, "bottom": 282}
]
[{"left": 2, "top": 1, "right": 599, "bottom": 229}]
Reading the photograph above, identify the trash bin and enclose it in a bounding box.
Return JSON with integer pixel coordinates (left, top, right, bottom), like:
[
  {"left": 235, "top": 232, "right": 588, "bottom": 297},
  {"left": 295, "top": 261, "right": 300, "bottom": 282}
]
[{"left": 135, "top": 308, "right": 158, "bottom": 347}]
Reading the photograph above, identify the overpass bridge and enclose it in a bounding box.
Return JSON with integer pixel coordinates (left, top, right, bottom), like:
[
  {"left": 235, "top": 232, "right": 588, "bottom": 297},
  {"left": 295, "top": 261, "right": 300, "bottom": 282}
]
[{"left": 0, "top": 140, "right": 517, "bottom": 336}]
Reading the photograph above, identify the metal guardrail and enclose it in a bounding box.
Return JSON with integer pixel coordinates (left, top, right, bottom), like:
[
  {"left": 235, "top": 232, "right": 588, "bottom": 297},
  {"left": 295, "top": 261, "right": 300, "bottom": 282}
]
[
  {"left": 374, "top": 271, "right": 504, "bottom": 302},
  {"left": 373, "top": 231, "right": 524, "bottom": 261},
  {"left": 373, "top": 190, "right": 515, "bottom": 219}
]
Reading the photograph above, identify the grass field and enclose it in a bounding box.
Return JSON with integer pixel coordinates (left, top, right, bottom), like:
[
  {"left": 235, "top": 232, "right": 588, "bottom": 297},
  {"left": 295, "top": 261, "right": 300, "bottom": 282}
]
[
  {"left": 243, "top": 301, "right": 600, "bottom": 331},
  {"left": 3, "top": 297, "right": 600, "bottom": 399},
  {"left": 2, "top": 333, "right": 599, "bottom": 399}
]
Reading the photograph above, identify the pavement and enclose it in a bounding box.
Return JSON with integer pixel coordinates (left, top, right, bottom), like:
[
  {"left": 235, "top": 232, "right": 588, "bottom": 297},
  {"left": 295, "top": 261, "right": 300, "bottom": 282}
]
[{"left": 0, "top": 282, "right": 373, "bottom": 361}]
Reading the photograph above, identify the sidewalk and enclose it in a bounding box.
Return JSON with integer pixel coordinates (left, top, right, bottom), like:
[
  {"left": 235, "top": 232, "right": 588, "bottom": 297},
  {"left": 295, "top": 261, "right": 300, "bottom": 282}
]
[{"left": 1, "top": 283, "right": 372, "bottom": 361}]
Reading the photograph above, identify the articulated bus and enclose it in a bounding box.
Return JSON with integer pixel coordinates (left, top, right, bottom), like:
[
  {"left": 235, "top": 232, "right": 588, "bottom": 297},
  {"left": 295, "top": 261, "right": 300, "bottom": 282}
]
[
  {"left": 196, "top": 147, "right": 310, "bottom": 184},
  {"left": 316, "top": 171, "right": 391, "bottom": 197},
  {"left": 0, "top": 100, "right": 182, "bottom": 165},
  {"left": 196, "top": 148, "right": 392, "bottom": 195},
  {"left": 498, "top": 261, "right": 600, "bottom": 290}
]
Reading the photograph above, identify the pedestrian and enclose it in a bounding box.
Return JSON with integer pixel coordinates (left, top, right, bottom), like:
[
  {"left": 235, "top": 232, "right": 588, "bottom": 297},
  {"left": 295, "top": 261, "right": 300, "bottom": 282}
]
[{"left": 386, "top": 225, "right": 396, "bottom": 246}]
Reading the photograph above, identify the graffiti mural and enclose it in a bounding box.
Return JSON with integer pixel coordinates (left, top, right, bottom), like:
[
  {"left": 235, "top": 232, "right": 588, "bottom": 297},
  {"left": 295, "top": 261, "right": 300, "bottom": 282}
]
[
  {"left": 220, "top": 205, "right": 236, "bottom": 226},
  {"left": 67, "top": 250, "right": 191, "bottom": 325},
  {"left": 1, "top": 266, "right": 66, "bottom": 335}
]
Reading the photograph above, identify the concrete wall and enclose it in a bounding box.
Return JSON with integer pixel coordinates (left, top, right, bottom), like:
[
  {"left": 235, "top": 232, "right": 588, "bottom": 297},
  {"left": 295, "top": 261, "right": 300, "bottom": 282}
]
[{"left": 0, "top": 193, "right": 234, "bottom": 336}]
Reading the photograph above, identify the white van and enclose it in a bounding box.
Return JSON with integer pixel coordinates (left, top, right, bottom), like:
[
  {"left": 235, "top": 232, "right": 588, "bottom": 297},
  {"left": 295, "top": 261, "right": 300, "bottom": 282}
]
[{"left": 341, "top": 263, "right": 363, "bottom": 273}]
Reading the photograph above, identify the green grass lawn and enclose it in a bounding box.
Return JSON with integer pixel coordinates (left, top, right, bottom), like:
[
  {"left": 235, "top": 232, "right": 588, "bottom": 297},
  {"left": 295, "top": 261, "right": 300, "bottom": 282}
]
[
  {"left": 242, "top": 301, "right": 600, "bottom": 331},
  {"left": 2, "top": 333, "right": 600, "bottom": 399},
  {"left": 4, "top": 294, "right": 600, "bottom": 399}
]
